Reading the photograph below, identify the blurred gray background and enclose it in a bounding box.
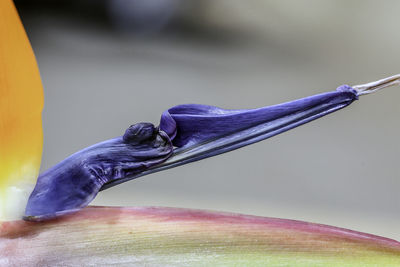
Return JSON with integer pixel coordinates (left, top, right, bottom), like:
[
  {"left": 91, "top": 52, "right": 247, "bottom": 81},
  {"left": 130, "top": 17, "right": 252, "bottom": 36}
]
[{"left": 16, "top": 0, "right": 399, "bottom": 239}]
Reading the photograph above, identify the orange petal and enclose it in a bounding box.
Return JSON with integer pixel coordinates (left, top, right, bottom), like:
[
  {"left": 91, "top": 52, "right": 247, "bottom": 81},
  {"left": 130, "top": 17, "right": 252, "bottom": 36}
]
[{"left": 0, "top": 0, "right": 44, "bottom": 220}]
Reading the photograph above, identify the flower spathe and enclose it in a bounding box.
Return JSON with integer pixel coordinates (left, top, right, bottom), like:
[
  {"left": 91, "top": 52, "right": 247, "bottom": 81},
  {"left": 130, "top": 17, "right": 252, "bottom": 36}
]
[{"left": 2, "top": 206, "right": 400, "bottom": 266}]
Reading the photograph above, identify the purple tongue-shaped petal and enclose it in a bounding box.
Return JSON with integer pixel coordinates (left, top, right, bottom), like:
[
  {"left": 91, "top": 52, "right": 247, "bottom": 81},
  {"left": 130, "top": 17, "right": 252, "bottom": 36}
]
[
  {"left": 23, "top": 74, "right": 400, "bottom": 221},
  {"left": 24, "top": 123, "right": 173, "bottom": 221},
  {"left": 101, "top": 85, "right": 358, "bottom": 190},
  {"left": 25, "top": 86, "right": 358, "bottom": 220},
  {"left": 160, "top": 85, "right": 357, "bottom": 148}
]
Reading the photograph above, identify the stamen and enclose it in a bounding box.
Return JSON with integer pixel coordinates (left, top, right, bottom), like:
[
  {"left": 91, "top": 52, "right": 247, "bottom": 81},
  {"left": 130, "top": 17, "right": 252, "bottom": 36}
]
[{"left": 353, "top": 74, "right": 400, "bottom": 96}]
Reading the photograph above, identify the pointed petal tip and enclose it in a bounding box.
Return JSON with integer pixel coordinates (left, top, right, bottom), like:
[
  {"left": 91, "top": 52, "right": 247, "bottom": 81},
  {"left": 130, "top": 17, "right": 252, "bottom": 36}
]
[{"left": 0, "top": 0, "right": 44, "bottom": 221}]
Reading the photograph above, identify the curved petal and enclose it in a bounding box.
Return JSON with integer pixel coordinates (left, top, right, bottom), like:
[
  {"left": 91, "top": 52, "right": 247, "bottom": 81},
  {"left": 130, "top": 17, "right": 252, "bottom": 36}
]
[
  {"left": 160, "top": 86, "right": 357, "bottom": 148},
  {"left": 25, "top": 87, "right": 358, "bottom": 220},
  {"left": 0, "top": 0, "right": 44, "bottom": 221},
  {"left": 102, "top": 86, "right": 358, "bottom": 190},
  {"left": 25, "top": 124, "right": 173, "bottom": 220},
  {"left": 2, "top": 207, "right": 400, "bottom": 266}
]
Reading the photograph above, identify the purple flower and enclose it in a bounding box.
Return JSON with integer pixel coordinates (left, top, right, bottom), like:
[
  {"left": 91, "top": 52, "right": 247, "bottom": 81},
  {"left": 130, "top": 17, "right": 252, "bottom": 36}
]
[{"left": 25, "top": 74, "right": 400, "bottom": 220}]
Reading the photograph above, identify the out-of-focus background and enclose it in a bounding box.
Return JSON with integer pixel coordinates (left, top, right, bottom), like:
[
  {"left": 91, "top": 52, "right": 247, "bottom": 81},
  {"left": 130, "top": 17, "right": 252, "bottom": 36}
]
[{"left": 16, "top": 0, "right": 399, "bottom": 239}]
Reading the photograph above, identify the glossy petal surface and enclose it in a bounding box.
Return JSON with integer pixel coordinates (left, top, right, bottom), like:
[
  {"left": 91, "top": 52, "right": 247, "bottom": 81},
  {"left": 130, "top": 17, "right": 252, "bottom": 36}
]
[
  {"left": 25, "top": 86, "right": 358, "bottom": 220},
  {"left": 103, "top": 85, "right": 358, "bottom": 189},
  {"left": 2, "top": 206, "right": 400, "bottom": 266},
  {"left": 160, "top": 85, "right": 357, "bottom": 148},
  {"left": 0, "top": 0, "right": 44, "bottom": 220},
  {"left": 25, "top": 124, "right": 173, "bottom": 220}
]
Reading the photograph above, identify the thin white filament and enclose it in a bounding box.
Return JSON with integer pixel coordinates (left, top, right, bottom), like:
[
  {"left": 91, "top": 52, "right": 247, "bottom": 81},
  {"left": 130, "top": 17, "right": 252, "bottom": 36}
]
[{"left": 353, "top": 74, "right": 400, "bottom": 96}]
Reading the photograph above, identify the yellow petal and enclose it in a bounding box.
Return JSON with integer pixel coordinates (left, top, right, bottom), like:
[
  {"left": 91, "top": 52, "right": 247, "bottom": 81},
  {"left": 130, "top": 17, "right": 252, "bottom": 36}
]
[{"left": 0, "top": 0, "right": 44, "bottom": 220}]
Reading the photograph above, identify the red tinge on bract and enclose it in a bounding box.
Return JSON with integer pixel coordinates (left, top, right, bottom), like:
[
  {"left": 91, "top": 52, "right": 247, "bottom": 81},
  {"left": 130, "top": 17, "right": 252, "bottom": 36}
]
[{"left": 1, "top": 206, "right": 400, "bottom": 266}]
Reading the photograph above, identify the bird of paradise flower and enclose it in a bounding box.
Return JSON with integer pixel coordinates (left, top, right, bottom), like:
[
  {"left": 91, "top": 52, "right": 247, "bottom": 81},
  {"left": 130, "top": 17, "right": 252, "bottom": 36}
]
[{"left": 0, "top": 0, "right": 399, "bottom": 266}]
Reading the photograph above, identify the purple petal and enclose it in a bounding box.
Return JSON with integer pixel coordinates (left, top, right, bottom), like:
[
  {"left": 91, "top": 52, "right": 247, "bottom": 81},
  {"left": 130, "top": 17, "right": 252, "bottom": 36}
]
[
  {"left": 25, "top": 86, "right": 358, "bottom": 220},
  {"left": 25, "top": 123, "right": 173, "bottom": 220},
  {"left": 160, "top": 85, "right": 357, "bottom": 148}
]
